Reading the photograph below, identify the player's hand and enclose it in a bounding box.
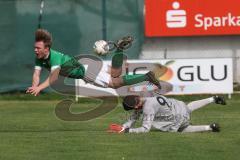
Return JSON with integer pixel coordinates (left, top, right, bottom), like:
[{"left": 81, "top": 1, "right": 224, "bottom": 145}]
[
  {"left": 107, "top": 123, "right": 129, "bottom": 133},
  {"left": 26, "top": 86, "right": 41, "bottom": 96}
]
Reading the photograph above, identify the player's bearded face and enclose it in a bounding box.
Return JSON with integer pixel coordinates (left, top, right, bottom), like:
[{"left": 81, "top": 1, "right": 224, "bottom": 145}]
[{"left": 34, "top": 41, "right": 49, "bottom": 59}]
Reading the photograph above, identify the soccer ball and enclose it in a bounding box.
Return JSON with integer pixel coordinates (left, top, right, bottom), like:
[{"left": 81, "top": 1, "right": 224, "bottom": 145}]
[{"left": 93, "top": 40, "right": 109, "bottom": 55}]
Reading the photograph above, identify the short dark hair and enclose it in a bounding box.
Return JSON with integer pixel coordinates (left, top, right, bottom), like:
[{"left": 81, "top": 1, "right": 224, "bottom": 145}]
[
  {"left": 122, "top": 95, "right": 140, "bottom": 111},
  {"left": 35, "top": 29, "right": 52, "bottom": 48}
]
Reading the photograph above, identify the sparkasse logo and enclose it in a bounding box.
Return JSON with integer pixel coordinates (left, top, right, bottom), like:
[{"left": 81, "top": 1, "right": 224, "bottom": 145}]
[
  {"left": 166, "top": 1, "right": 187, "bottom": 28},
  {"left": 166, "top": 1, "right": 240, "bottom": 30}
]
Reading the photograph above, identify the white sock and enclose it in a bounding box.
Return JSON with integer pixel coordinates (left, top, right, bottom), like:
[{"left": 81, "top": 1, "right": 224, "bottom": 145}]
[
  {"left": 182, "top": 125, "right": 211, "bottom": 133},
  {"left": 208, "top": 97, "right": 214, "bottom": 103},
  {"left": 187, "top": 97, "right": 214, "bottom": 112}
]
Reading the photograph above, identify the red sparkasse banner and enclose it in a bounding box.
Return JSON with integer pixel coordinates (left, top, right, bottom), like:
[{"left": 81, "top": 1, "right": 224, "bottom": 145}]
[{"left": 145, "top": 0, "right": 240, "bottom": 37}]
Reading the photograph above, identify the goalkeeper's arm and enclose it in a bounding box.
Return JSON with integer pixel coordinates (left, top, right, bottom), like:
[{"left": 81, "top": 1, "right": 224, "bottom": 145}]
[
  {"left": 127, "top": 118, "right": 152, "bottom": 133},
  {"left": 122, "top": 110, "right": 140, "bottom": 129}
]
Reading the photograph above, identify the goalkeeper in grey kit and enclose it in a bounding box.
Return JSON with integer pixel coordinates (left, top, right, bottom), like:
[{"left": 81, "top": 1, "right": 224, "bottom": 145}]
[{"left": 108, "top": 95, "right": 226, "bottom": 133}]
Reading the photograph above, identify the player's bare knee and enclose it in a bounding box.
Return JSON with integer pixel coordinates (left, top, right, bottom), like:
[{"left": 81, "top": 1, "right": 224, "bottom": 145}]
[
  {"left": 111, "top": 67, "right": 122, "bottom": 78},
  {"left": 108, "top": 80, "right": 120, "bottom": 89},
  {"left": 110, "top": 78, "right": 123, "bottom": 89}
]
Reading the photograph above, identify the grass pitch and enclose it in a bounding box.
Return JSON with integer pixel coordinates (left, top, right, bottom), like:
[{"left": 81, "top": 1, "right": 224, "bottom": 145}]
[{"left": 0, "top": 94, "right": 239, "bottom": 160}]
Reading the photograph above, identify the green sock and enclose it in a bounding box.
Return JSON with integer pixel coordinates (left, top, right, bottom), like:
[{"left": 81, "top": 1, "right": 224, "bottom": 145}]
[
  {"left": 122, "top": 74, "right": 147, "bottom": 85},
  {"left": 111, "top": 50, "right": 127, "bottom": 68}
]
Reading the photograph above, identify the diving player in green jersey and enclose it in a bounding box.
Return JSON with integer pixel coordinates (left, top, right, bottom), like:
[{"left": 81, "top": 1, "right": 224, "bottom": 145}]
[
  {"left": 34, "top": 49, "right": 85, "bottom": 79},
  {"left": 26, "top": 29, "right": 166, "bottom": 96}
]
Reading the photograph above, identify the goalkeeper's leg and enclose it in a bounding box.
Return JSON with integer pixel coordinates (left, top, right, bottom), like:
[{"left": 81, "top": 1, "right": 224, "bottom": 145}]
[
  {"left": 187, "top": 96, "right": 226, "bottom": 112},
  {"left": 182, "top": 125, "right": 212, "bottom": 132},
  {"left": 187, "top": 98, "right": 214, "bottom": 112},
  {"left": 182, "top": 123, "right": 220, "bottom": 132}
]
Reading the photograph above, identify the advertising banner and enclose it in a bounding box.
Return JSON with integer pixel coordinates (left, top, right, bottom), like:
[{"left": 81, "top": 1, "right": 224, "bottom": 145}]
[
  {"left": 75, "top": 58, "right": 233, "bottom": 97},
  {"left": 145, "top": 0, "right": 240, "bottom": 36}
]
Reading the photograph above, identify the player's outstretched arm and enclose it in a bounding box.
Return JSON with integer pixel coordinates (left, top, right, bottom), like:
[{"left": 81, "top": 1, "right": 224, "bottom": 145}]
[
  {"left": 122, "top": 110, "right": 139, "bottom": 129},
  {"left": 26, "top": 69, "right": 41, "bottom": 94},
  {"left": 27, "top": 68, "right": 60, "bottom": 96},
  {"left": 127, "top": 119, "right": 152, "bottom": 133},
  {"left": 32, "top": 69, "right": 41, "bottom": 87},
  {"left": 107, "top": 122, "right": 152, "bottom": 134}
]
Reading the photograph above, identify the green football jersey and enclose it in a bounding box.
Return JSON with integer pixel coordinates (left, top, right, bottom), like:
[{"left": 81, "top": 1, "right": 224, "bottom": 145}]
[{"left": 35, "top": 49, "right": 85, "bottom": 79}]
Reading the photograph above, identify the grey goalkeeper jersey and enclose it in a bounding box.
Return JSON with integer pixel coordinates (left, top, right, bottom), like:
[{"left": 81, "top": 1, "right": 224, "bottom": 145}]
[{"left": 123, "top": 96, "right": 191, "bottom": 133}]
